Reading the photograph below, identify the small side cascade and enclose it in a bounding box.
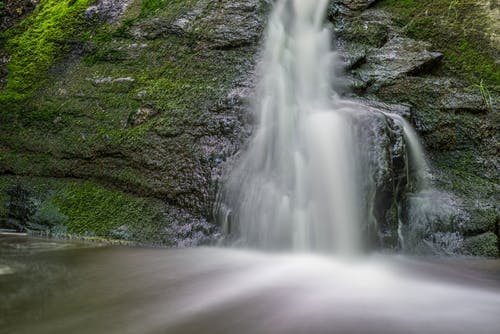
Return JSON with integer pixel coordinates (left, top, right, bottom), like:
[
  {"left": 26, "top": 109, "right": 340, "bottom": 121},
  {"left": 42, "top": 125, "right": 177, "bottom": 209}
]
[{"left": 382, "top": 113, "right": 432, "bottom": 250}]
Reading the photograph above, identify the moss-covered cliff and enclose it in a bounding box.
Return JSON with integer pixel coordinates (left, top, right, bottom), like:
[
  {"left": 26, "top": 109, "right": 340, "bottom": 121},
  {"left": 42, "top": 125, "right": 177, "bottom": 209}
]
[{"left": 0, "top": 0, "right": 267, "bottom": 244}]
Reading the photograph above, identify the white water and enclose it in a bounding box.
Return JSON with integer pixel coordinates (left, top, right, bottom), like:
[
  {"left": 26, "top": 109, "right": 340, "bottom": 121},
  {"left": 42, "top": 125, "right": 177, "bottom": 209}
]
[
  {"left": 387, "top": 113, "right": 430, "bottom": 191},
  {"left": 220, "top": 0, "right": 362, "bottom": 254}
]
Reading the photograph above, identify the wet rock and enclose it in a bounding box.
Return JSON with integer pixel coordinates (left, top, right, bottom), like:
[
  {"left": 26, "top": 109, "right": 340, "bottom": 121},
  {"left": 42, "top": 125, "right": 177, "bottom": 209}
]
[
  {"left": 193, "top": 0, "right": 268, "bottom": 49},
  {"left": 85, "top": 76, "right": 136, "bottom": 93},
  {"left": 329, "top": 0, "right": 378, "bottom": 16},
  {"left": 129, "top": 0, "right": 267, "bottom": 46},
  {"left": 162, "top": 207, "right": 221, "bottom": 247},
  {"left": 84, "top": 0, "right": 132, "bottom": 23},
  {"left": 353, "top": 37, "right": 443, "bottom": 90},
  {"left": 110, "top": 225, "right": 131, "bottom": 240},
  {"left": 334, "top": 10, "right": 392, "bottom": 47},
  {"left": 6, "top": 184, "right": 36, "bottom": 226},
  {"left": 130, "top": 16, "right": 186, "bottom": 39},
  {"left": 339, "top": 0, "right": 378, "bottom": 11},
  {"left": 333, "top": 1, "right": 499, "bottom": 255},
  {"left": 348, "top": 106, "right": 411, "bottom": 248},
  {"left": 401, "top": 190, "right": 470, "bottom": 250},
  {"left": 337, "top": 42, "right": 370, "bottom": 71},
  {"left": 0, "top": 0, "right": 39, "bottom": 31},
  {"left": 87, "top": 76, "right": 135, "bottom": 85},
  {"left": 343, "top": 75, "right": 370, "bottom": 94},
  {"left": 377, "top": 77, "right": 490, "bottom": 114}
]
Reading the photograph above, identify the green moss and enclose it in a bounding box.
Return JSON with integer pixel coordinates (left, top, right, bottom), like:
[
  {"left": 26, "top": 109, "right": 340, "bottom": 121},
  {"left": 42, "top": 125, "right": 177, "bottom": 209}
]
[
  {"left": 0, "top": 176, "right": 11, "bottom": 218},
  {"left": 31, "top": 202, "right": 69, "bottom": 228},
  {"left": 464, "top": 232, "right": 499, "bottom": 257},
  {"left": 0, "top": 0, "right": 255, "bottom": 238},
  {"left": 0, "top": 3, "right": 252, "bottom": 190},
  {"left": 0, "top": 175, "right": 169, "bottom": 242},
  {"left": 377, "top": 0, "right": 499, "bottom": 91},
  {"left": 139, "top": 0, "right": 170, "bottom": 17},
  {"left": 51, "top": 181, "right": 165, "bottom": 240},
  {"left": 0, "top": 0, "right": 94, "bottom": 102}
]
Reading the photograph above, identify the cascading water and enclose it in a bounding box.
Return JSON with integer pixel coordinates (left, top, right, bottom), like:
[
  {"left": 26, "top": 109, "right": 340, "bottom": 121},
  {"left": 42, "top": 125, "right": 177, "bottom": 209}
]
[{"left": 217, "top": 0, "right": 432, "bottom": 254}]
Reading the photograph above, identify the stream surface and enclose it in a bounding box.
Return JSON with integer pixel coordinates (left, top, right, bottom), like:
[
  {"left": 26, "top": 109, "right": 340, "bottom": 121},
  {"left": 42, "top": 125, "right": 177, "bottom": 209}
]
[{"left": 1, "top": 235, "right": 500, "bottom": 334}]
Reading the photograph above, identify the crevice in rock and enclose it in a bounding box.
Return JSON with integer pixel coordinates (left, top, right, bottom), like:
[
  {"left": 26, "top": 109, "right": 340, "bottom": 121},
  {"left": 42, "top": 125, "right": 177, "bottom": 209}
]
[{"left": 407, "top": 52, "right": 444, "bottom": 77}]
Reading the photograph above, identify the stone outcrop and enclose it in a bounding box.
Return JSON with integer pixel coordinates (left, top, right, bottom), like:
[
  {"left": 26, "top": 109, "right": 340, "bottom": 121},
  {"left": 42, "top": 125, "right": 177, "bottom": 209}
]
[{"left": 329, "top": 0, "right": 499, "bottom": 256}]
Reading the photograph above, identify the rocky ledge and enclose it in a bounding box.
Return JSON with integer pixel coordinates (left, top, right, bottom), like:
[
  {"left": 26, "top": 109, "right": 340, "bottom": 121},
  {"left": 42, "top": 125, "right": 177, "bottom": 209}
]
[{"left": 329, "top": 0, "right": 499, "bottom": 256}]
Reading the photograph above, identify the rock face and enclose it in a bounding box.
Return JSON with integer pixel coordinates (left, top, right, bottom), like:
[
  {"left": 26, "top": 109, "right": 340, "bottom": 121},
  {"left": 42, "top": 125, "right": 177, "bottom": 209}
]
[
  {"left": 350, "top": 107, "right": 410, "bottom": 248},
  {"left": 329, "top": 0, "right": 499, "bottom": 256},
  {"left": 0, "top": 0, "right": 268, "bottom": 245},
  {"left": 84, "top": 0, "right": 133, "bottom": 22},
  {"left": 353, "top": 37, "right": 444, "bottom": 90},
  {"left": 0, "top": 0, "right": 40, "bottom": 31}
]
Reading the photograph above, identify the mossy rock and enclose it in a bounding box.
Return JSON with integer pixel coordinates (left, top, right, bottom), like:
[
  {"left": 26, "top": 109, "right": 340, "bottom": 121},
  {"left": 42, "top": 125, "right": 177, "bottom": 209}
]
[
  {"left": 463, "top": 232, "right": 499, "bottom": 258},
  {"left": 0, "top": 0, "right": 266, "bottom": 243},
  {"left": 334, "top": 10, "right": 391, "bottom": 47},
  {"left": 376, "top": 0, "right": 500, "bottom": 91},
  {"left": 0, "top": 0, "right": 95, "bottom": 101},
  {"left": 0, "top": 175, "right": 170, "bottom": 243}
]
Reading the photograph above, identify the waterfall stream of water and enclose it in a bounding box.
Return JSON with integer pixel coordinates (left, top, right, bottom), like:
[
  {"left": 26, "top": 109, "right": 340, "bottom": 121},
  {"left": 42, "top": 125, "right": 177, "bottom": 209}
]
[{"left": 217, "top": 0, "right": 431, "bottom": 254}]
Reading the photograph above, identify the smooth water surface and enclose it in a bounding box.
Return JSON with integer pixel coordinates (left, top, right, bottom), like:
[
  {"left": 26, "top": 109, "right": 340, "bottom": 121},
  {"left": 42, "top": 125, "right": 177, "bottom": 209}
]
[{"left": 2, "top": 236, "right": 500, "bottom": 334}]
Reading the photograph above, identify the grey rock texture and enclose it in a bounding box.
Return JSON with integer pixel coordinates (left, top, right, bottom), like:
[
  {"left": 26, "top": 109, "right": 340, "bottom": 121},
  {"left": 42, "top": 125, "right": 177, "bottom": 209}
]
[
  {"left": 330, "top": 0, "right": 499, "bottom": 256},
  {"left": 84, "top": 0, "right": 133, "bottom": 22},
  {"left": 353, "top": 37, "right": 444, "bottom": 90}
]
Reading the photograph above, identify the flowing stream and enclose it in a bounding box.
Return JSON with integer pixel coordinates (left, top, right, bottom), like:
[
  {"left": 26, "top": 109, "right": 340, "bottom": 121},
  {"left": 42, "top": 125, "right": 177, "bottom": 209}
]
[
  {"left": 1, "top": 1, "right": 500, "bottom": 333},
  {"left": 1, "top": 235, "right": 500, "bottom": 334}
]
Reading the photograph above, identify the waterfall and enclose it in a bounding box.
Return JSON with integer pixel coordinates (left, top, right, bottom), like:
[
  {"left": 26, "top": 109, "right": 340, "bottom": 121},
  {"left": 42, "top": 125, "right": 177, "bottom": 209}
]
[
  {"left": 217, "top": 0, "right": 432, "bottom": 255},
  {"left": 387, "top": 113, "right": 430, "bottom": 191}
]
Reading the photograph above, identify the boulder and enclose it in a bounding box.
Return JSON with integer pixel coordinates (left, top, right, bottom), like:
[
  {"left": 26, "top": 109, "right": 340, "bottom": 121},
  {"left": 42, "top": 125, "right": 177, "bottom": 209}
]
[{"left": 353, "top": 37, "right": 444, "bottom": 90}]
